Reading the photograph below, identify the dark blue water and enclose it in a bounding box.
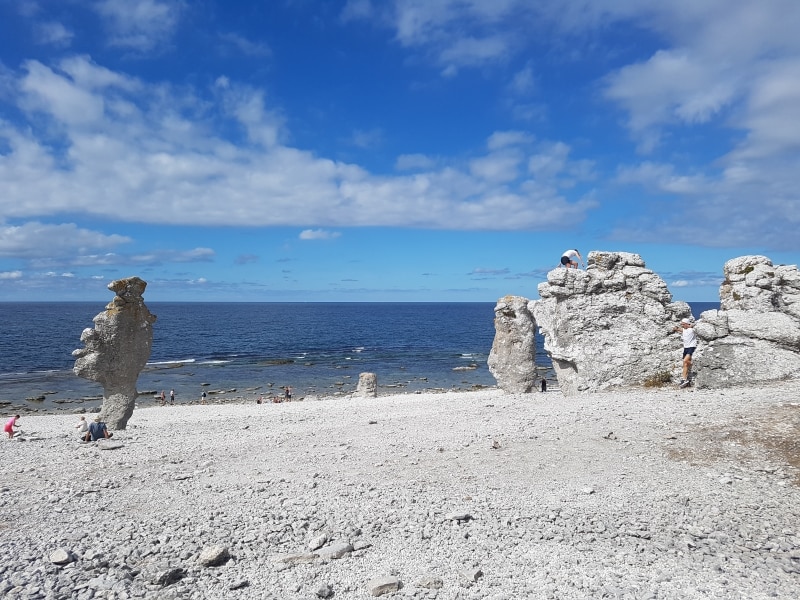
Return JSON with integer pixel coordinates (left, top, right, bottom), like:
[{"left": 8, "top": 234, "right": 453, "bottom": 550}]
[
  {"left": 0, "top": 301, "right": 718, "bottom": 412},
  {"left": 0, "top": 303, "right": 508, "bottom": 411}
]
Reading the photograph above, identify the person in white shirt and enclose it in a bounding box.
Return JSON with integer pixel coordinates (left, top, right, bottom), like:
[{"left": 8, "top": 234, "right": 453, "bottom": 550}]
[
  {"left": 75, "top": 416, "right": 89, "bottom": 439},
  {"left": 674, "top": 318, "right": 698, "bottom": 387},
  {"left": 560, "top": 249, "right": 584, "bottom": 269}
]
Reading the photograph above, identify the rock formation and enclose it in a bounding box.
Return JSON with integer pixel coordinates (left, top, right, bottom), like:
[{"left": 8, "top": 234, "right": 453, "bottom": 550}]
[
  {"left": 530, "top": 251, "right": 691, "bottom": 393},
  {"left": 356, "top": 372, "right": 378, "bottom": 398},
  {"left": 487, "top": 251, "right": 690, "bottom": 395},
  {"left": 73, "top": 277, "right": 157, "bottom": 429},
  {"left": 487, "top": 295, "right": 539, "bottom": 393},
  {"left": 693, "top": 255, "right": 800, "bottom": 388}
]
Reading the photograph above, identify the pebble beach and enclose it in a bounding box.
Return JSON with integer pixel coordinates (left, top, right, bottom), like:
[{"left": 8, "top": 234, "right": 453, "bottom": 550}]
[{"left": 2, "top": 381, "right": 799, "bottom": 599}]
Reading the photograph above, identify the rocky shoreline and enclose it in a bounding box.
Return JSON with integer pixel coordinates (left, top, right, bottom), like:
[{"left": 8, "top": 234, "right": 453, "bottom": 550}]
[{"left": 2, "top": 382, "right": 799, "bottom": 599}]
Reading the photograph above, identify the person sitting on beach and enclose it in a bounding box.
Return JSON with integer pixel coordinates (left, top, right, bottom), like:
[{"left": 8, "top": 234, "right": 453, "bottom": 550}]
[
  {"left": 75, "top": 416, "right": 89, "bottom": 439},
  {"left": 5, "top": 414, "right": 20, "bottom": 439},
  {"left": 85, "top": 416, "right": 112, "bottom": 442}
]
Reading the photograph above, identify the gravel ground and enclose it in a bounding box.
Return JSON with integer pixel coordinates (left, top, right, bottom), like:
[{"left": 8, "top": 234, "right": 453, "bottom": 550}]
[{"left": 2, "top": 381, "right": 799, "bottom": 599}]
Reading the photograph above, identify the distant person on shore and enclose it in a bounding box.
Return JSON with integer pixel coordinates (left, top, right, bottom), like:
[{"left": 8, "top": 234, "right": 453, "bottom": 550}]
[
  {"left": 560, "top": 249, "right": 584, "bottom": 269},
  {"left": 86, "top": 416, "right": 112, "bottom": 441},
  {"left": 284, "top": 386, "right": 292, "bottom": 401},
  {"left": 75, "top": 416, "right": 89, "bottom": 439},
  {"left": 160, "top": 391, "right": 166, "bottom": 405},
  {"left": 5, "top": 414, "right": 20, "bottom": 439},
  {"left": 674, "top": 318, "right": 698, "bottom": 387},
  {"left": 540, "top": 378, "right": 547, "bottom": 393},
  {"left": 170, "top": 389, "right": 175, "bottom": 405},
  {"left": 201, "top": 391, "right": 207, "bottom": 404}
]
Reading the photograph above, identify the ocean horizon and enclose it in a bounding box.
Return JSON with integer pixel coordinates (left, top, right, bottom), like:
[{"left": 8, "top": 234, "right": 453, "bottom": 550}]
[{"left": 1, "top": 301, "right": 719, "bottom": 414}]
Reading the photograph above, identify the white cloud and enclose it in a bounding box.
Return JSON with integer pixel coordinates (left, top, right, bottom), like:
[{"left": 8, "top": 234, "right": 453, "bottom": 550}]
[
  {"left": 350, "top": 128, "right": 384, "bottom": 149},
  {"left": 0, "top": 270, "right": 23, "bottom": 279},
  {"left": 487, "top": 130, "right": 533, "bottom": 150},
  {"left": 341, "top": 0, "right": 374, "bottom": 22},
  {"left": 95, "top": 0, "right": 184, "bottom": 51},
  {"left": 0, "top": 57, "right": 595, "bottom": 232},
  {"left": 35, "top": 22, "right": 74, "bottom": 47},
  {"left": 395, "top": 153, "right": 436, "bottom": 171},
  {"left": 0, "top": 222, "right": 130, "bottom": 259},
  {"left": 299, "top": 229, "right": 342, "bottom": 241},
  {"left": 218, "top": 33, "right": 271, "bottom": 58}
]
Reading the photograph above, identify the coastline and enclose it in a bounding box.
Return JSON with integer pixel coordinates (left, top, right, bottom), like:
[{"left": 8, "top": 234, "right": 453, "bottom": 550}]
[{"left": 2, "top": 381, "right": 799, "bottom": 598}]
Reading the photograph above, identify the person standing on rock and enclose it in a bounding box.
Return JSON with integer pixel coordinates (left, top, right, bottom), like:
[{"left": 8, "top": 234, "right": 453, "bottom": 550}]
[
  {"left": 5, "top": 414, "right": 20, "bottom": 438},
  {"left": 540, "top": 377, "right": 547, "bottom": 392},
  {"left": 674, "top": 318, "right": 697, "bottom": 387},
  {"left": 560, "top": 249, "right": 584, "bottom": 269}
]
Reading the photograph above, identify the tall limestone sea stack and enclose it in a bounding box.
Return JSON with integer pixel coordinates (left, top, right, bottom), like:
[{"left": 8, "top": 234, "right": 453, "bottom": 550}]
[
  {"left": 530, "top": 251, "right": 690, "bottom": 394},
  {"left": 489, "top": 252, "right": 800, "bottom": 395},
  {"left": 694, "top": 255, "right": 800, "bottom": 388},
  {"left": 72, "top": 277, "right": 157, "bottom": 429}
]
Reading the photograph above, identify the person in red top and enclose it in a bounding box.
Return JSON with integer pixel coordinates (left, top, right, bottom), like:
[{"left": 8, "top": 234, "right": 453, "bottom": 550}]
[{"left": 5, "top": 414, "right": 20, "bottom": 439}]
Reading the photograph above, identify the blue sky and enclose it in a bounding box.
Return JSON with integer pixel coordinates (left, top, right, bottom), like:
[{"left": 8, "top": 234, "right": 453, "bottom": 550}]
[{"left": 0, "top": 0, "right": 798, "bottom": 303}]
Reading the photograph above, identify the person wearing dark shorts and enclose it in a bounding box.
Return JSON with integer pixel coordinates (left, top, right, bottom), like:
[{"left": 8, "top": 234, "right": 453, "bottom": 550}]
[
  {"left": 674, "top": 318, "right": 698, "bottom": 386},
  {"left": 560, "top": 249, "right": 584, "bottom": 269}
]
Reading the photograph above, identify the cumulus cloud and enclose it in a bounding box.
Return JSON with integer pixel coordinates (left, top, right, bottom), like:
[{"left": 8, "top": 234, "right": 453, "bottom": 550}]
[
  {"left": 0, "top": 55, "right": 594, "bottom": 234},
  {"left": 35, "top": 22, "right": 74, "bottom": 47},
  {"left": 299, "top": 229, "right": 342, "bottom": 241},
  {"left": 395, "top": 153, "right": 436, "bottom": 171},
  {"left": 0, "top": 222, "right": 131, "bottom": 259},
  {"left": 95, "top": 0, "right": 184, "bottom": 51}
]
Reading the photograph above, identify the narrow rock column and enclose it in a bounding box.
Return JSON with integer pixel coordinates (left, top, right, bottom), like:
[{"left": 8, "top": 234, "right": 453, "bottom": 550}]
[
  {"left": 356, "top": 372, "right": 378, "bottom": 397},
  {"left": 487, "top": 295, "right": 539, "bottom": 393},
  {"left": 72, "top": 277, "right": 157, "bottom": 429}
]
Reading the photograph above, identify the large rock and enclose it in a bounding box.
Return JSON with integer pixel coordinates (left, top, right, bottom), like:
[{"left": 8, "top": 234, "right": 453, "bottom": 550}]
[
  {"left": 693, "top": 256, "right": 800, "bottom": 388},
  {"left": 530, "top": 251, "right": 690, "bottom": 394},
  {"left": 487, "top": 295, "right": 539, "bottom": 392},
  {"left": 72, "top": 277, "right": 157, "bottom": 429},
  {"left": 356, "top": 372, "right": 378, "bottom": 397}
]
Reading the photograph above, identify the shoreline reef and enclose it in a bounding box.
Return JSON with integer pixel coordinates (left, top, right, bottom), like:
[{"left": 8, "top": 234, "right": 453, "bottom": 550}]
[{"left": 2, "top": 381, "right": 799, "bottom": 599}]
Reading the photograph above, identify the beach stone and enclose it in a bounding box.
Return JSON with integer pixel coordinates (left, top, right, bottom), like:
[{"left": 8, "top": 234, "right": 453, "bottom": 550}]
[
  {"left": 151, "top": 567, "right": 185, "bottom": 586},
  {"left": 228, "top": 579, "right": 249, "bottom": 590},
  {"left": 367, "top": 575, "right": 402, "bottom": 596},
  {"left": 693, "top": 256, "right": 800, "bottom": 388},
  {"left": 488, "top": 295, "right": 539, "bottom": 392},
  {"left": 97, "top": 441, "right": 124, "bottom": 450},
  {"left": 308, "top": 532, "right": 328, "bottom": 551},
  {"left": 315, "top": 583, "right": 334, "bottom": 598},
  {"left": 49, "top": 548, "right": 73, "bottom": 565},
  {"left": 276, "top": 552, "right": 316, "bottom": 564},
  {"left": 72, "top": 277, "right": 156, "bottom": 429},
  {"left": 356, "top": 372, "right": 378, "bottom": 397},
  {"left": 315, "top": 541, "right": 353, "bottom": 560},
  {"left": 417, "top": 574, "right": 443, "bottom": 589},
  {"left": 198, "top": 545, "right": 229, "bottom": 567},
  {"left": 529, "top": 251, "right": 690, "bottom": 394}
]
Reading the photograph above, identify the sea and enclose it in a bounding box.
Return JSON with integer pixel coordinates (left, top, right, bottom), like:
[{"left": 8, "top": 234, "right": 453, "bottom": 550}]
[{"left": 0, "top": 301, "right": 719, "bottom": 413}]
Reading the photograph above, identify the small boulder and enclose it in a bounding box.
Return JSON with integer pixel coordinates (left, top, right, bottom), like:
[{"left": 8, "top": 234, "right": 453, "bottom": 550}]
[
  {"left": 198, "top": 545, "right": 230, "bottom": 567},
  {"left": 367, "top": 575, "right": 402, "bottom": 596},
  {"left": 49, "top": 548, "right": 74, "bottom": 565}
]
